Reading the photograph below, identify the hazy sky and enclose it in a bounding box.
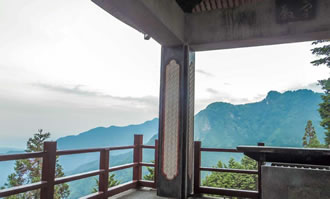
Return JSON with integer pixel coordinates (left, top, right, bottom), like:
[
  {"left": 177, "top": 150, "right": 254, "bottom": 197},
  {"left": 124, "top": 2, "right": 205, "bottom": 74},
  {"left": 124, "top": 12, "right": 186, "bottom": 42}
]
[{"left": 0, "top": 0, "right": 329, "bottom": 147}]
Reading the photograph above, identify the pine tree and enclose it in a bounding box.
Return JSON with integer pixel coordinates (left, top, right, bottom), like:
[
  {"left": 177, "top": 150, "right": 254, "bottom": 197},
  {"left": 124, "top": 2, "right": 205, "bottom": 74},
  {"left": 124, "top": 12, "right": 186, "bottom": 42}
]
[
  {"left": 92, "top": 174, "right": 120, "bottom": 193},
  {"left": 311, "top": 40, "right": 330, "bottom": 147},
  {"left": 2, "top": 129, "right": 70, "bottom": 199},
  {"left": 143, "top": 161, "right": 155, "bottom": 181},
  {"left": 202, "top": 156, "right": 257, "bottom": 198},
  {"left": 302, "top": 120, "right": 322, "bottom": 148}
]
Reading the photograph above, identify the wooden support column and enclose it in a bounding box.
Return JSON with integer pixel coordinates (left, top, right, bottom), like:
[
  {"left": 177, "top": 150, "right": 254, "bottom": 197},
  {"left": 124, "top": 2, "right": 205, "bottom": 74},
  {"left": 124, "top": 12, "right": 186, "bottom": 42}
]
[
  {"left": 133, "top": 135, "right": 143, "bottom": 183},
  {"left": 41, "top": 142, "right": 57, "bottom": 199},
  {"left": 99, "top": 149, "right": 109, "bottom": 198},
  {"left": 157, "top": 45, "right": 195, "bottom": 198}
]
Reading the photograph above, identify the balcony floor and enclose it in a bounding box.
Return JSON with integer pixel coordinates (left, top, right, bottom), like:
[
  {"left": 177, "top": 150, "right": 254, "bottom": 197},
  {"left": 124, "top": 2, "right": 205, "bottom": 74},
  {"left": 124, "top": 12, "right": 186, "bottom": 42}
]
[{"left": 111, "top": 188, "right": 219, "bottom": 199}]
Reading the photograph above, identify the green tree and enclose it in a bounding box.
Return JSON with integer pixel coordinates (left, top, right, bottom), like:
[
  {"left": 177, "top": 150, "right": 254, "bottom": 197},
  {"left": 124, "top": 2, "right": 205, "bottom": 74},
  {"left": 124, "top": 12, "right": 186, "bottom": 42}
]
[
  {"left": 92, "top": 174, "right": 120, "bottom": 193},
  {"left": 1, "top": 129, "right": 70, "bottom": 199},
  {"left": 311, "top": 40, "right": 330, "bottom": 147},
  {"left": 143, "top": 161, "right": 155, "bottom": 181},
  {"left": 302, "top": 120, "right": 322, "bottom": 148},
  {"left": 202, "top": 156, "right": 257, "bottom": 198}
]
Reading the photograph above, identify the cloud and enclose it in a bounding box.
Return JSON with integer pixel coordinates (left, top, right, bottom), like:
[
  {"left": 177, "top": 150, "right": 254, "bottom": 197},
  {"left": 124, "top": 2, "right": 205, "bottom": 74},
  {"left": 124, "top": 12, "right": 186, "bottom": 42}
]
[
  {"left": 206, "top": 88, "right": 219, "bottom": 95},
  {"left": 33, "top": 83, "right": 159, "bottom": 106},
  {"left": 196, "top": 69, "right": 214, "bottom": 77}
]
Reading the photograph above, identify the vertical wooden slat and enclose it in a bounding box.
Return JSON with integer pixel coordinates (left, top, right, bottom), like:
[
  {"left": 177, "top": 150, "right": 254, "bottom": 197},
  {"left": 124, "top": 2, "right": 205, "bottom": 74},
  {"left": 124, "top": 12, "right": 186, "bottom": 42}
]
[
  {"left": 133, "top": 135, "right": 143, "bottom": 182},
  {"left": 194, "top": 141, "right": 201, "bottom": 195},
  {"left": 154, "top": 140, "right": 158, "bottom": 184},
  {"left": 41, "top": 142, "right": 56, "bottom": 199},
  {"left": 99, "top": 149, "right": 109, "bottom": 198}
]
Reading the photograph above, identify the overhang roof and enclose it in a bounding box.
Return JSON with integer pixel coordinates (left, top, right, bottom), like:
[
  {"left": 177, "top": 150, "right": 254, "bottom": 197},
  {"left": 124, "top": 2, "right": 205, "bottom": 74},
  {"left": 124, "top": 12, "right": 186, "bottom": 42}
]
[
  {"left": 177, "top": 0, "right": 262, "bottom": 13},
  {"left": 92, "top": 0, "right": 330, "bottom": 51}
]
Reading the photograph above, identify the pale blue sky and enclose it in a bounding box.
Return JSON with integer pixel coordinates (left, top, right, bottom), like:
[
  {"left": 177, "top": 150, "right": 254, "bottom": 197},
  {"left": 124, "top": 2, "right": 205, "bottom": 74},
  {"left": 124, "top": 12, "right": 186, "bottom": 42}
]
[{"left": 0, "top": 0, "right": 328, "bottom": 147}]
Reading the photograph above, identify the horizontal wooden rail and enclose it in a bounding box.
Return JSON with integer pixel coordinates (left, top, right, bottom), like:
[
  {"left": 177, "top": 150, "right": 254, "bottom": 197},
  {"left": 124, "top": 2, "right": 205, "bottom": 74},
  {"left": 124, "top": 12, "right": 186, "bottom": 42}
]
[
  {"left": 80, "top": 191, "right": 104, "bottom": 199},
  {"left": 109, "top": 163, "right": 138, "bottom": 172},
  {"left": 200, "top": 167, "right": 258, "bottom": 175},
  {"left": 107, "top": 180, "right": 138, "bottom": 197},
  {"left": 141, "top": 145, "right": 155, "bottom": 149},
  {"left": 0, "top": 152, "right": 45, "bottom": 162},
  {"left": 140, "top": 162, "right": 155, "bottom": 167},
  {"left": 55, "top": 170, "right": 104, "bottom": 185},
  {"left": 0, "top": 181, "right": 47, "bottom": 197},
  {"left": 200, "top": 148, "right": 240, "bottom": 153},
  {"left": 139, "top": 180, "right": 155, "bottom": 188},
  {"left": 56, "top": 148, "right": 103, "bottom": 156},
  {"left": 0, "top": 135, "right": 159, "bottom": 199},
  {"left": 199, "top": 186, "right": 258, "bottom": 198},
  {"left": 109, "top": 145, "right": 135, "bottom": 151}
]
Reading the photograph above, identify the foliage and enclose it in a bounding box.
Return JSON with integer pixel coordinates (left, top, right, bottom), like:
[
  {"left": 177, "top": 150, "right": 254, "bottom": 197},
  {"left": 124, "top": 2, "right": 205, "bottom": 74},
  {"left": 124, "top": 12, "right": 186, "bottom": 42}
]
[
  {"left": 311, "top": 40, "right": 330, "bottom": 147},
  {"left": 1, "top": 129, "right": 70, "bottom": 199},
  {"left": 92, "top": 174, "right": 120, "bottom": 193},
  {"left": 143, "top": 161, "right": 155, "bottom": 181},
  {"left": 202, "top": 156, "right": 257, "bottom": 198},
  {"left": 302, "top": 120, "right": 322, "bottom": 148}
]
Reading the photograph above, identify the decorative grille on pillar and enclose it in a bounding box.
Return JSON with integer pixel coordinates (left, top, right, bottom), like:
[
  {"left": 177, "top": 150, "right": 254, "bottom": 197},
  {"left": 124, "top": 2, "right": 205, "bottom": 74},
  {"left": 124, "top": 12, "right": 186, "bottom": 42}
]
[
  {"left": 187, "top": 56, "right": 195, "bottom": 181},
  {"left": 162, "top": 60, "right": 180, "bottom": 180}
]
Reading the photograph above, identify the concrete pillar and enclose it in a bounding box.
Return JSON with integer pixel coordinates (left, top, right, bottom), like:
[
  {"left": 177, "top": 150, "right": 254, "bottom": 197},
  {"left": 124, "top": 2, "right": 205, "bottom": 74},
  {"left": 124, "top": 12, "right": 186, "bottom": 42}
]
[{"left": 157, "top": 45, "right": 195, "bottom": 198}]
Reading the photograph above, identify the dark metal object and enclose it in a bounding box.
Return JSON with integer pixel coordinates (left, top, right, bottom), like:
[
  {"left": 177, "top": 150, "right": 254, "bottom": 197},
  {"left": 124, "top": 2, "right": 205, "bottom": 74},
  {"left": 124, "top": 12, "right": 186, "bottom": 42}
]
[
  {"left": 237, "top": 146, "right": 330, "bottom": 166},
  {"left": 262, "top": 163, "right": 330, "bottom": 199}
]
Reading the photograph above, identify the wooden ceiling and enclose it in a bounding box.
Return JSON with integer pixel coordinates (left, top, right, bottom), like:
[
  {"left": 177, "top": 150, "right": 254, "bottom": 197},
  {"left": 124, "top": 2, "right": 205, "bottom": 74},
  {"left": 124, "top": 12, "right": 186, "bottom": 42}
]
[{"left": 176, "top": 0, "right": 261, "bottom": 13}]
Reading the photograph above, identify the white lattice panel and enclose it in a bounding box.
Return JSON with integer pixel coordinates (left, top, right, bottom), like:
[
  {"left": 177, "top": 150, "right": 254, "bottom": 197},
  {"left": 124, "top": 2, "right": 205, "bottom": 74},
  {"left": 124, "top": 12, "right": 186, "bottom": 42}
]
[
  {"left": 188, "top": 60, "right": 195, "bottom": 179},
  {"left": 162, "top": 60, "right": 180, "bottom": 180}
]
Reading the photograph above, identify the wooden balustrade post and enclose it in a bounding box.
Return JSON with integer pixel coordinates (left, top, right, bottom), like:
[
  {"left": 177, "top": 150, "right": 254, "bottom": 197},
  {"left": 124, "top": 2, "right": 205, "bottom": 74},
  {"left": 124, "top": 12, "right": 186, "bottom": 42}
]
[
  {"left": 154, "top": 139, "right": 158, "bottom": 185},
  {"left": 99, "top": 149, "right": 109, "bottom": 198},
  {"left": 41, "top": 141, "right": 57, "bottom": 199},
  {"left": 133, "top": 135, "right": 143, "bottom": 185},
  {"left": 257, "top": 142, "right": 265, "bottom": 199},
  {"left": 194, "top": 141, "right": 201, "bottom": 195}
]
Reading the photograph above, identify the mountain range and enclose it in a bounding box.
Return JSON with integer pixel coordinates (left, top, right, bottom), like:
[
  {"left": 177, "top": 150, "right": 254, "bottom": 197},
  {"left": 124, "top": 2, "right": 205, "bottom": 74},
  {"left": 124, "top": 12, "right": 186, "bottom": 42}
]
[{"left": 0, "top": 89, "right": 325, "bottom": 198}]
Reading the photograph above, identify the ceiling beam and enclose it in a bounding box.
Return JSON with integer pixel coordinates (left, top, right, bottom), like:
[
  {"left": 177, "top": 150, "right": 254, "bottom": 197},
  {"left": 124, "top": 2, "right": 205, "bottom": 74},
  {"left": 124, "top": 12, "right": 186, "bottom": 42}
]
[
  {"left": 186, "top": 0, "right": 330, "bottom": 51},
  {"left": 92, "top": 0, "right": 185, "bottom": 47}
]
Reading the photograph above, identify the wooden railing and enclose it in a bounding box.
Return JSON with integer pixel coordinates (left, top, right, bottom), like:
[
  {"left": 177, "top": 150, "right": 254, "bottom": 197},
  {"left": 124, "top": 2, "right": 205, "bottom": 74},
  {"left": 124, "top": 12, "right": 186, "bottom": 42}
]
[
  {"left": 0, "top": 135, "right": 263, "bottom": 199},
  {"left": 194, "top": 141, "right": 260, "bottom": 199},
  {"left": 0, "top": 135, "right": 158, "bottom": 199}
]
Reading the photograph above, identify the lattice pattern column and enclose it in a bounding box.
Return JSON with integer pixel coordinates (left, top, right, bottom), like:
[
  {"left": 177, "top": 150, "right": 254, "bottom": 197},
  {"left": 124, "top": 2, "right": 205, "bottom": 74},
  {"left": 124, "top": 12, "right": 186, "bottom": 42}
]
[{"left": 157, "top": 45, "right": 195, "bottom": 199}]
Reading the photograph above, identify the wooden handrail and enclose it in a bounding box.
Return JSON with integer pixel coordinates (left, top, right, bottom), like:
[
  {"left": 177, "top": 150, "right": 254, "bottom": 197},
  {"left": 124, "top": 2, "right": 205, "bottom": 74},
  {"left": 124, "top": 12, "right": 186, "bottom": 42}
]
[
  {"left": 55, "top": 170, "right": 104, "bottom": 185},
  {"left": 56, "top": 148, "right": 104, "bottom": 156},
  {"left": 0, "top": 152, "right": 45, "bottom": 162},
  {"left": 109, "top": 145, "right": 135, "bottom": 151},
  {"left": 196, "top": 142, "right": 260, "bottom": 199},
  {"left": 109, "top": 163, "right": 138, "bottom": 172},
  {"left": 0, "top": 135, "right": 156, "bottom": 199},
  {"left": 0, "top": 181, "right": 47, "bottom": 197},
  {"left": 140, "top": 162, "right": 155, "bottom": 167},
  {"left": 200, "top": 167, "right": 258, "bottom": 174},
  {"left": 141, "top": 145, "right": 155, "bottom": 149}
]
